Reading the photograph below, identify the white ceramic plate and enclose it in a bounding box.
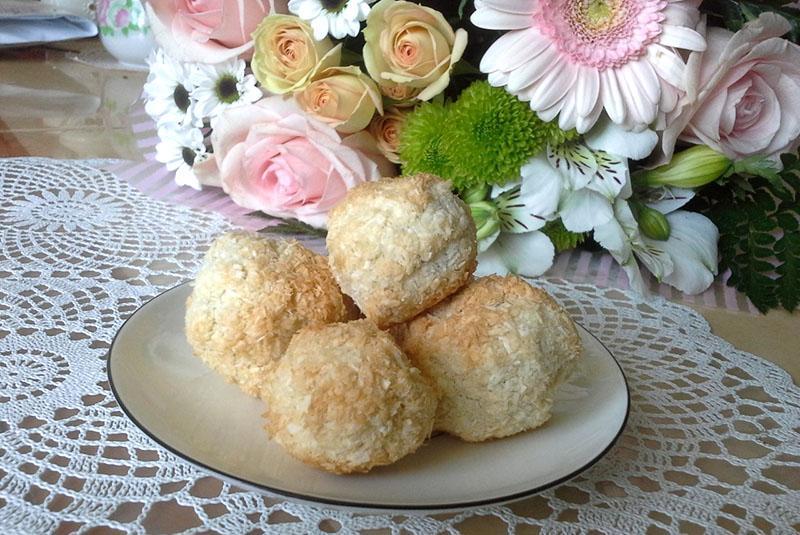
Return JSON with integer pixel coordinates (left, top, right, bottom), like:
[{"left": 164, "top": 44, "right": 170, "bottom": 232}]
[{"left": 108, "top": 283, "right": 629, "bottom": 513}]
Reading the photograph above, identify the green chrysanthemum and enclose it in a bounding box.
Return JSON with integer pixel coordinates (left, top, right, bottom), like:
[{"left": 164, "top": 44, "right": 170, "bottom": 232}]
[
  {"left": 398, "top": 102, "right": 454, "bottom": 180},
  {"left": 447, "top": 81, "right": 575, "bottom": 190},
  {"left": 543, "top": 220, "right": 585, "bottom": 253},
  {"left": 399, "top": 81, "right": 575, "bottom": 190}
]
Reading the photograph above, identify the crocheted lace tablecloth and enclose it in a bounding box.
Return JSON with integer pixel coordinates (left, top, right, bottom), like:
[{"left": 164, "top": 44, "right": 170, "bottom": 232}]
[{"left": 0, "top": 158, "right": 798, "bottom": 534}]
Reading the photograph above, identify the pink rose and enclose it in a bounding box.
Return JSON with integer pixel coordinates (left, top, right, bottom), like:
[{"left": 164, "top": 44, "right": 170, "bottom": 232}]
[
  {"left": 97, "top": 0, "right": 109, "bottom": 25},
  {"left": 115, "top": 9, "right": 130, "bottom": 28},
  {"left": 145, "top": 0, "right": 282, "bottom": 63},
  {"left": 211, "top": 97, "right": 394, "bottom": 228},
  {"left": 661, "top": 13, "right": 800, "bottom": 167}
]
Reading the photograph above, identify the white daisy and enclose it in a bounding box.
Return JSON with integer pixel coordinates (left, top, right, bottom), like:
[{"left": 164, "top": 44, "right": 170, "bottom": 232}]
[
  {"left": 154, "top": 125, "right": 207, "bottom": 190},
  {"left": 143, "top": 48, "right": 200, "bottom": 128},
  {"left": 190, "top": 59, "right": 263, "bottom": 120},
  {"left": 289, "top": 0, "right": 374, "bottom": 40}
]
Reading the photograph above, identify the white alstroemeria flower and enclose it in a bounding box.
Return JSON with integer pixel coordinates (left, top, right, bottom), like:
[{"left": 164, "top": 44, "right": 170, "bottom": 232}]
[
  {"left": 143, "top": 48, "right": 200, "bottom": 128},
  {"left": 476, "top": 231, "right": 556, "bottom": 278},
  {"left": 476, "top": 121, "right": 662, "bottom": 279},
  {"left": 154, "top": 125, "right": 207, "bottom": 190},
  {"left": 493, "top": 157, "right": 562, "bottom": 233},
  {"left": 585, "top": 117, "right": 660, "bottom": 161},
  {"left": 190, "top": 59, "right": 262, "bottom": 120},
  {"left": 474, "top": 158, "right": 561, "bottom": 277},
  {"left": 658, "top": 211, "right": 719, "bottom": 294},
  {"left": 545, "top": 121, "right": 659, "bottom": 233},
  {"left": 594, "top": 198, "right": 719, "bottom": 295},
  {"left": 289, "top": 0, "right": 373, "bottom": 40},
  {"left": 547, "top": 143, "right": 619, "bottom": 232},
  {"left": 641, "top": 185, "right": 696, "bottom": 214}
]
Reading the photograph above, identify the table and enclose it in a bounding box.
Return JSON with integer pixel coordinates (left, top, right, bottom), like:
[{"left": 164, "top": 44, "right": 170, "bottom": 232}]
[{"left": 1, "top": 40, "right": 798, "bottom": 534}]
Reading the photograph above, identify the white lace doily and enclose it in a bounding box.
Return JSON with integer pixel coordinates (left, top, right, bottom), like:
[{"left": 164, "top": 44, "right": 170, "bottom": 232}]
[{"left": 0, "top": 158, "right": 798, "bottom": 534}]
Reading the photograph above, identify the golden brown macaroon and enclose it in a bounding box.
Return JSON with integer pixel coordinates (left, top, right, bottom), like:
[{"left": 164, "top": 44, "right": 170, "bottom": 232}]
[
  {"left": 264, "top": 320, "right": 437, "bottom": 474},
  {"left": 326, "top": 174, "right": 477, "bottom": 328},
  {"left": 185, "top": 232, "right": 354, "bottom": 398},
  {"left": 392, "top": 275, "right": 582, "bottom": 442}
]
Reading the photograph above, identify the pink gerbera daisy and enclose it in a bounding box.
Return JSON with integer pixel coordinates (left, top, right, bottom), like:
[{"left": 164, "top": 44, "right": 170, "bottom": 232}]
[{"left": 473, "top": 0, "right": 706, "bottom": 133}]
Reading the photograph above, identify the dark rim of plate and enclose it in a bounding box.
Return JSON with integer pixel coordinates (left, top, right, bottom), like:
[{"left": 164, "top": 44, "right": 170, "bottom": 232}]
[{"left": 107, "top": 281, "right": 631, "bottom": 512}]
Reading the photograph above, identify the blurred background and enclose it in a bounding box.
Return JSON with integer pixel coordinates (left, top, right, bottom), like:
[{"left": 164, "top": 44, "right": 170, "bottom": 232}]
[{"left": 0, "top": 0, "right": 151, "bottom": 159}]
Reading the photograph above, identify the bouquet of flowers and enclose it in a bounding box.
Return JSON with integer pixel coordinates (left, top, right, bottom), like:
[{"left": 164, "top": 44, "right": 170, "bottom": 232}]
[{"left": 142, "top": 0, "right": 800, "bottom": 312}]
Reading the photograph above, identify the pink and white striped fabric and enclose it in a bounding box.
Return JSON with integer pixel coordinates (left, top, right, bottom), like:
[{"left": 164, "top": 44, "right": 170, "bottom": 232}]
[
  {"left": 104, "top": 105, "right": 759, "bottom": 313},
  {"left": 550, "top": 249, "right": 758, "bottom": 313}
]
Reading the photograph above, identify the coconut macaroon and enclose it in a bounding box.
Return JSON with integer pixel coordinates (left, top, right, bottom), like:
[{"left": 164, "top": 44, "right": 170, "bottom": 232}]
[
  {"left": 326, "top": 174, "right": 477, "bottom": 328},
  {"left": 185, "top": 232, "right": 353, "bottom": 398},
  {"left": 392, "top": 275, "right": 582, "bottom": 442},
  {"left": 264, "top": 320, "right": 437, "bottom": 474}
]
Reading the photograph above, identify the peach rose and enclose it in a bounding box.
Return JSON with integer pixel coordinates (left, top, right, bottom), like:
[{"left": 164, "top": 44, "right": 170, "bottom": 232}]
[
  {"left": 368, "top": 106, "right": 410, "bottom": 164},
  {"left": 661, "top": 13, "right": 800, "bottom": 167},
  {"left": 380, "top": 83, "right": 422, "bottom": 107},
  {"left": 211, "top": 97, "right": 393, "bottom": 228},
  {"left": 251, "top": 15, "right": 342, "bottom": 95},
  {"left": 363, "top": 0, "right": 467, "bottom": 102},
  {"left": 296, "top": 66, "right": 383, "bottom": 134},
  {"left": 145, "top": 0, "right": 278, "bottom": 63}
]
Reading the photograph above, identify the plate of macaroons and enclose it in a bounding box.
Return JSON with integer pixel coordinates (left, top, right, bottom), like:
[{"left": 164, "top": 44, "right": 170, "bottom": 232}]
[{"left": 108, "top": 174, "right": 629, "bottom": 513}]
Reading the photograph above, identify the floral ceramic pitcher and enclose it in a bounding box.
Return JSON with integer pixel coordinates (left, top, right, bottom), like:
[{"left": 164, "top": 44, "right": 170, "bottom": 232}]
[{"left": 96, "top": 0, "right": 155, "bottom": 66}]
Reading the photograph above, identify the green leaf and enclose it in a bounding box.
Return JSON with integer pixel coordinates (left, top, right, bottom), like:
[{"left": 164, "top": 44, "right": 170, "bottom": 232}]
[
  {"left": 339, "top": 47, "right": 364, "bottom": 67},
  {"left": 451, "top": 59, "right": 481, "bottom": 77},
  {"left": 695, "top": 150, "right": 800, "bottom": 312},
  {"left": 458, "top": 0, "right": 470, "bottom": 18},
  {"left": 542, "top": 220, "right": 585, "bottom": 253},
  {"left": 751, "top": 233, "right": 774, "bottom": 247},
  {"left": 732, "top": 155, "right": 782, "bottom": 185},
  {"left": 753, "top": 216, "right": 776, "bottom": 232},
  {"left": 739, "top": 2, "right": 758, "bottom": 21},
  {"left": 701, "top": 1, "right": 800, "bottom": 42},
  {"left": 775, "top": 230, "right": 800, "bottom": 310},
  {"left": 256, "top": 216, "right": 327, "bottom": 238},
  {"left": 749, "top": 259, "right": 776, "bottom": 273},
  {"left": 777, "top": 212, "right": 799, "bottom": 232}
]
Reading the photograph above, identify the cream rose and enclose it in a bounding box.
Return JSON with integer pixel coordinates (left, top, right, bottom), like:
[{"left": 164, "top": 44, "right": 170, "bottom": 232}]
[
  {"left": 368, "top": 106, "right": 410, "bottom": 164},
  {"left": 145, "top": 0, "right": 275, "bottom": 63},
  {"left": 363, "top": 0, "right": 467, "bottom": 102},
  {"left": 296, "top": 66, "right": 383, "bottom": 134},
  {"left": 661, "top": 13, "right": 800, "bottom": 167},
  {"left": 210, "top": 97, "right": 393, "bottom": 228},
  {"left": 251, "top": 15, "right": 342, "bottom": 95}
]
